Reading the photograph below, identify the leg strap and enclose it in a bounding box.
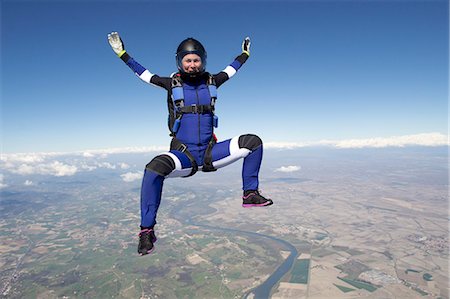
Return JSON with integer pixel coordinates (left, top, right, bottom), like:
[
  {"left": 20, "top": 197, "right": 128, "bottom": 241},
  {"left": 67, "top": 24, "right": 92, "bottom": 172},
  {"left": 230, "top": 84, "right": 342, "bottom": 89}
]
[
  {"left": 202, "top": 137, "right": 217, "bottom": 172},
  {"left": 170, "top": 138, "right": 198, "bottom": 177}
]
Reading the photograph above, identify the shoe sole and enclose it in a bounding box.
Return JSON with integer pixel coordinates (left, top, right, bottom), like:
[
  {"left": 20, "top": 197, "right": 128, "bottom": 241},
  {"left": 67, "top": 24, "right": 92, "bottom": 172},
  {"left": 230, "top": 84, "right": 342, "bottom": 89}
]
[
  {"left": 139, "top": 247, "right": 155, "bottom": 256},
  {"left": 242, "top": 201, "right": 273, "bottom": 208}
]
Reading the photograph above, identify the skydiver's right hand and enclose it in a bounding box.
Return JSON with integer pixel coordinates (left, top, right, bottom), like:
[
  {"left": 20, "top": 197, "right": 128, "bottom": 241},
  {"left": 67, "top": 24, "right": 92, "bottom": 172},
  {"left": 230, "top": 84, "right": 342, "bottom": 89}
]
[
  {"left": 108, "top": 31, "right": 125, "bottom": 57},
  {"left": 242, "top": 37, "right": 251, "bottom": 56}
]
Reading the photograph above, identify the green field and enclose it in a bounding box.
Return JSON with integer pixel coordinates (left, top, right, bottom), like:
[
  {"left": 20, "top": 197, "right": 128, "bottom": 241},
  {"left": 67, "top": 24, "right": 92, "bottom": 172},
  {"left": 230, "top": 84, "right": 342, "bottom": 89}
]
[
  {"left": 334, "top": 283, "right": 356, "bottom": 293},
  {"left": 334, "top": 260, "right": 370, "bottom": 279},
  {"left": 289, "top": 259, "right": 310, "bottom": 284},
  {"left": 337, "top": 277, "right": 378, "bottom": 292}
]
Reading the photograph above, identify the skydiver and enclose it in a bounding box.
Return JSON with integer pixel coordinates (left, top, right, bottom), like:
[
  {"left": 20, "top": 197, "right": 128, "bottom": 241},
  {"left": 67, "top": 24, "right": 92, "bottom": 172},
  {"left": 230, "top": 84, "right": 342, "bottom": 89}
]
[{"left": 108, "top": 32, "right": 273, "bottom": 255}]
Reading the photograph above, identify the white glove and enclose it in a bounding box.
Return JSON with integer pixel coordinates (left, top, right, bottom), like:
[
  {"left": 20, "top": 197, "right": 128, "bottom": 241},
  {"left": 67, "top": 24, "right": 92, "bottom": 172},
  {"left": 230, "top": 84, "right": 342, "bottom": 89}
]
[
  {"left": 108, "top": 31, "right": 125, "bottom": 56},
  {"left": 242, "top": 37, "right": 251, "bottom": 56}
]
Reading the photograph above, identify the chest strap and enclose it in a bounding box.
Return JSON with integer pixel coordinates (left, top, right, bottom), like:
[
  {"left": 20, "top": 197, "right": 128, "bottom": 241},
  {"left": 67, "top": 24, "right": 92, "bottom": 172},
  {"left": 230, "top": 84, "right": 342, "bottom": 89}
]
[{"left": 180, "top": 105, "right": 213, "bottom": 114}]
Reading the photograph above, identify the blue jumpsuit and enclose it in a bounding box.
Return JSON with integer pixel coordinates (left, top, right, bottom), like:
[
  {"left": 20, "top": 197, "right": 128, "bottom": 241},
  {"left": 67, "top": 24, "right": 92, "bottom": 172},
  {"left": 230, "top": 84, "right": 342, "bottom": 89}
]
[{"left": 120, "top": 51, "right": 263, "bottom": 228}]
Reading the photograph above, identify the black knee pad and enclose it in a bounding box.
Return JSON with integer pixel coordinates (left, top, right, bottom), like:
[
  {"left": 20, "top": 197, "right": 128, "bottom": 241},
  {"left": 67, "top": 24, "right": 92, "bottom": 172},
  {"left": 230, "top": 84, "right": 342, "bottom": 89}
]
[
  {"left": 145, "top": 154, "right": 176, "bottom": 176},
  {"left": 238, "top": 134, "right": 262, "bottom": 151}
]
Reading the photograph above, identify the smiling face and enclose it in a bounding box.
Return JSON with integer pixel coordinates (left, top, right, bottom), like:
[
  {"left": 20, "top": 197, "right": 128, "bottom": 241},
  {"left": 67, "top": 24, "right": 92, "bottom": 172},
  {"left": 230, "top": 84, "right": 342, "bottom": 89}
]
[{"left": 181, "top": 54, "right": 203, "bottom": 74}]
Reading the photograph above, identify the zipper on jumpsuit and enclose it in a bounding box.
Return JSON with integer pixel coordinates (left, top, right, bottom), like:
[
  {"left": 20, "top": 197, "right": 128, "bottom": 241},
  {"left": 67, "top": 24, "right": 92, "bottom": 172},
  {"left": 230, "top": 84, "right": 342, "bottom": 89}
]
[{"left": 195, "top": 87, "right": 201, "bottom": 145}]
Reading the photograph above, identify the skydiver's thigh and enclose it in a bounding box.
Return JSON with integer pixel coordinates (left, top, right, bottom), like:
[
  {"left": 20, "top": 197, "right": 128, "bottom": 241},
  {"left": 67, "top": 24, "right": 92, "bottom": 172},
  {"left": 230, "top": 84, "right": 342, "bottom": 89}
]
[
  {"left": 162, "top": 150, "right": 196, "bottom": 178},
  {"left": 211, "top": 136, "right": 251, "bottom": 170}
]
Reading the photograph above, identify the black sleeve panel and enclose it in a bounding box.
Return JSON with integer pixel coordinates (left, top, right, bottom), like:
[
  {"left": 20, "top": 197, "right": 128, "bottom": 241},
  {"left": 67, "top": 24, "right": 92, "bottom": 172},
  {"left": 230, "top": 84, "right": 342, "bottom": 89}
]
[
  {"left": 236, "top": 52, "right": 249, "bottom": 64},
  {"left": 150, "top": 75, "right": 172, "bottom": 90},
  {"left": 120, "top": 52, "right": 131, "bottom": 63},
  {"left": 213, "top": 72, "right": 229, "bottom": 88}
]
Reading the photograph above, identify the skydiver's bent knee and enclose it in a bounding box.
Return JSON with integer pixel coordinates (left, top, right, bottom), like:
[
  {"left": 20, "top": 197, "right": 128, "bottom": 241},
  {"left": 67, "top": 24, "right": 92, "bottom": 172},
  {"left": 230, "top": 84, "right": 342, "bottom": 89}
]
[
  {"left": 145, "top": 155, "right": 176, "bottom": 177},
  {"left": 238, "top": 134, "right": 262, "bottom": 151}
]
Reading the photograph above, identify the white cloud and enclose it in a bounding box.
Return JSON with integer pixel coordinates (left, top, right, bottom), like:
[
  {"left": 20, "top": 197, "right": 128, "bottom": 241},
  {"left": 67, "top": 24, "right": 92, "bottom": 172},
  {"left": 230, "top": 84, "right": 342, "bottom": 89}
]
[
  {"left": 1, "top": 145, "right": 167, "bottom": 178},
  {"left": 275, "top": 165, "right": 301, "bottom": 173},
  {"left": 79, "top": 146, "right": 168, "bottom": 158},
  {"left": 1, "top": 152, "right": 51, "bottom": 163},
  {"left": 97, "top": 162, "right": 116, "bottom": 169},
  {"left": 8, "top": 161, "right": 78, "bottom": 177},
  {"left": 265, "top": 142, "right": 311, "bottom": 149},
  {"left": 42, "top": 161, "right": 75, "bottom": 176},
  {"left": 119, "top": 163, "right": 130, "bottom": 169},
  {"left": 2, "top": 154, "right": 132, "bottom": 177},
  {"left": 266, "top": 132, "right": 449, "bottom": 149},
  {"left": 79, "top": 162, "right": 129, "bottom": 171},
  {"left": 1, "top": 153, "right": 132, "bottom": 177},
  {"left": 120, "top": 172, "right": 142, "bottom": 182},
  {"left": 328, "top": 133, "right": 449, "bottom": 148},
  {"left": 80, "top": 163, "right": 97, "bottom": 171},
  {"left": 0, "top": 145, "right": 160, "bottom": 178},
  {"left": 82, "top": 152, "right": 95, "bottom": 158},
  {"left": 1, "top": 146, "right": 167, "bottom": 164},
  {"left": 46, "top": 161, "right": 77, "bottom": 177},
  {"left": 16, "top": 164, "right": 35, "bottom": 175},
  {"left": 24, "top": 180, "right": 34, "bottom": 186}
]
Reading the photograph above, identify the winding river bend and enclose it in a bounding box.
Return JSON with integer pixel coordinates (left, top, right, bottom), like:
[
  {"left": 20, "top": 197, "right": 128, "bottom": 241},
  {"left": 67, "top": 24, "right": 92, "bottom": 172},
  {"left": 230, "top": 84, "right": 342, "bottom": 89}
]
[{"left": 170, "top": 203, "right": 298, "bottom": 299}]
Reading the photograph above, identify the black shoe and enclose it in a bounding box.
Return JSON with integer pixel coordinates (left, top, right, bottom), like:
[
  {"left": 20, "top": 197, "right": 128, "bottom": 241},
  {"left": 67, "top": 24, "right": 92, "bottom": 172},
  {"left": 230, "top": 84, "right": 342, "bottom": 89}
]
[
  {"left": 242, "top": 190, "right": 273, "bottom": 207},
  {"left": 138, "top": 228, "right": 157, "bottom": 255}
]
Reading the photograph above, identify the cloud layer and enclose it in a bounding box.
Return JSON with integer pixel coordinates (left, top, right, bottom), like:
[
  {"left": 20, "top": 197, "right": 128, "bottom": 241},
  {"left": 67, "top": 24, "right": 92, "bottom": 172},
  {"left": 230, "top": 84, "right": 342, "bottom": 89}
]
[
  {"left": 1, "top": 132, "right": 447, "bottom": 180},
  {"left": 265, "top": 132, "right": 448, "bottom": 149},
  {"left": 1, "top": 146, "right": 166, "bottom": 178}
]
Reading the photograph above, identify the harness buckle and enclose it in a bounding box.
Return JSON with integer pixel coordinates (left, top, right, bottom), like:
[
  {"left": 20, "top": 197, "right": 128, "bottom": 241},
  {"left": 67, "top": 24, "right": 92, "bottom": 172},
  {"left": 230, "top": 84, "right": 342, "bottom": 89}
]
[{"left": 179, "top": 143, "right": 187, "bottom": 153}]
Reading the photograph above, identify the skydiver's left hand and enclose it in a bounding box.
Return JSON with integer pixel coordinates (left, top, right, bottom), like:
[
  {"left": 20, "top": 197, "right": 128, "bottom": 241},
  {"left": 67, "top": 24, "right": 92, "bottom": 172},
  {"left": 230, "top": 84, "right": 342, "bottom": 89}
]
[{"left": 242, "top": 37, "right": 251, "bottom": 56}]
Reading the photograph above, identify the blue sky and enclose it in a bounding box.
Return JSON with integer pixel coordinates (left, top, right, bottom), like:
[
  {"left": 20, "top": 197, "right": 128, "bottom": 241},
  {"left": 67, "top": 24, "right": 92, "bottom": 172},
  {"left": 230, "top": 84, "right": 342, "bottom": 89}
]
[{"left": 1, "top": 0, "right": 448, "bottom": 153}]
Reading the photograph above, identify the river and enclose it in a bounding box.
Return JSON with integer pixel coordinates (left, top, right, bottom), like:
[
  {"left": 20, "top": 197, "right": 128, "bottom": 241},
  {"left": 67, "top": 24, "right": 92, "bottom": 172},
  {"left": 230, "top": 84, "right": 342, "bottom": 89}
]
[{"left": 171, "top": 204, "right": 298, "bottom": 299}]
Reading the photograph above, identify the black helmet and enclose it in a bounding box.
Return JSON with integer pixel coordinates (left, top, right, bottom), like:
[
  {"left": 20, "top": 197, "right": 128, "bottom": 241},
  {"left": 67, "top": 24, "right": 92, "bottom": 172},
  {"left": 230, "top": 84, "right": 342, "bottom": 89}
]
[{"left": 176, "top": 38, "right": 207, "bottom": 74}]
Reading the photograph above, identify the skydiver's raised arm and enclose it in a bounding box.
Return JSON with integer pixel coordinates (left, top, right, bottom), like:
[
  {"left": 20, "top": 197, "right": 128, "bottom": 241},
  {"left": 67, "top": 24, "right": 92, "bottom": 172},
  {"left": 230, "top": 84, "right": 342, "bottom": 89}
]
[
  {"left": 108, "top": 32, "right": 171, "bottom": 90},
  {"left": 214, "top": 37, "right": 251, "bottom": 88}
]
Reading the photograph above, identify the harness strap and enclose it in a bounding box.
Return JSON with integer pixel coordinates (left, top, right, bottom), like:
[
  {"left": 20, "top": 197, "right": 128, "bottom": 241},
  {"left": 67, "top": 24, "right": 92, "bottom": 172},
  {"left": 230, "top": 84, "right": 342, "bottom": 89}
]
[
  {"left": 202, "top": 137, "right": 217, "bottom": 172},
  {"left": 180, "top": 105, "right": 214, "bottom": 114},
  {"left": 169, "top": 73, "right": 218, "bottom": 134},
  {"left": 170, "top": 138, "right": 198, "bottom": 177}
]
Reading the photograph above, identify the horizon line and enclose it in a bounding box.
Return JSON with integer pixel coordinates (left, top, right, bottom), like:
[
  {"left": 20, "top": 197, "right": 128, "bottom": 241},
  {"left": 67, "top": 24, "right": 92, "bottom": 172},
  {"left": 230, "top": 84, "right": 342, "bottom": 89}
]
[{"left": 1, "top": 132, "right": 448, "bottom": 158}]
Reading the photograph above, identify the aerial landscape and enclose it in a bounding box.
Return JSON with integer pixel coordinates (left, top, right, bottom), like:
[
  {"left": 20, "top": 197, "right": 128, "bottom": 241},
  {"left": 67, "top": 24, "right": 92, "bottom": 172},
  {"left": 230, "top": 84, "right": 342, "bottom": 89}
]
[
  {"left": 2, "top": 0, "right": 448, "bottom": 298},
  {"left": 0, "top": 146, "right": 448, "bottom": 298}
]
